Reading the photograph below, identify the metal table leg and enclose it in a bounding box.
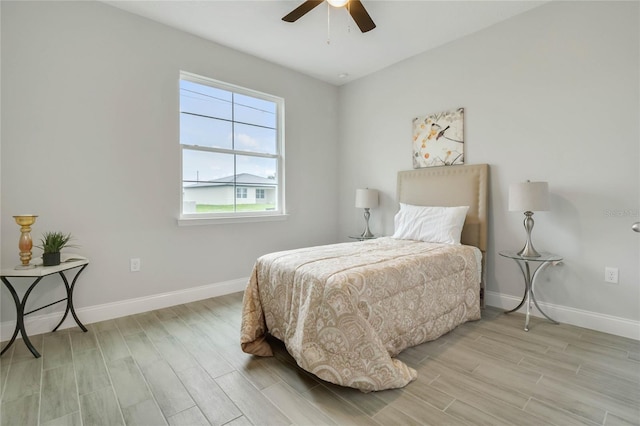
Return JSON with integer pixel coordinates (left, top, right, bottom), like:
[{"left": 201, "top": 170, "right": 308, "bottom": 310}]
[
  {"left": 52, "top": 264, "right": 88, "bottom": 332},
  {"left": 1, "top": 276, "right": 45, "bottom": 358},
  {"left": 505, "top": 258, "right": 559, "bottom": 331},
  {"left": 1, "top": 278, "right": 23, "bottom": 356},
  {"left": 530, "top": 262, "right": 559, "bottom": 325}
]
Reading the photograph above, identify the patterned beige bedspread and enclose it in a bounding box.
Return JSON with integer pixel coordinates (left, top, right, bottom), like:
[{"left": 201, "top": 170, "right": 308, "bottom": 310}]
[{"left": 240, "top": 237, "right": 482, "bottom": 392}]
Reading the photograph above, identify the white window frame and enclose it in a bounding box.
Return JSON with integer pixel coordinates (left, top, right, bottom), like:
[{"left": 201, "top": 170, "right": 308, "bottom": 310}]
[
  {"left": 178, "top": 71, "right": 286, "bottom": 226},
  {"left": 236, "top": 187, "right": 247, "bottom": 199}
]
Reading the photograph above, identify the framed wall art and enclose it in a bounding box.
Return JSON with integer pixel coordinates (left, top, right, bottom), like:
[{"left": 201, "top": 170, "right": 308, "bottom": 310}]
[{"left": 412, "top": 107, "right": 464, "bottom": 168}]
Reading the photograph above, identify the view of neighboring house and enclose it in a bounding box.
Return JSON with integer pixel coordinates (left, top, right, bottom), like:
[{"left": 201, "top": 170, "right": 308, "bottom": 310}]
[{"left": 183, "top": 173, "right": 277, "bottom": 212}]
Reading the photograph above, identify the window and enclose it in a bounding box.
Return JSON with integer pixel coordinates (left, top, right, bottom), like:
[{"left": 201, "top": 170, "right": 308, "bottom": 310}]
[
  {"left": 179, "top": 72, "right": 285, "bottom": 222},
  {"left": 236, "top": 187, "right": 247, "bottom": 199}
]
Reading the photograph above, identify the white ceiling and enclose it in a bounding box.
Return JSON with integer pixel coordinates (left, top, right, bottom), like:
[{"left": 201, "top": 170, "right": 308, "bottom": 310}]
[{"left": 105, "top": 0, "right": 547, "bottom": 85}]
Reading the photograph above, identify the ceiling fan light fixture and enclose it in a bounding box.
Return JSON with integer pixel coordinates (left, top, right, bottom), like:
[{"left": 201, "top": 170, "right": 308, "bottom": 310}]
[
  {"left": 327, "top": 0, "right": 349, "bottom": 8},
  {"left": 282, "top": 0, "right": 375, "bottom": 33}
]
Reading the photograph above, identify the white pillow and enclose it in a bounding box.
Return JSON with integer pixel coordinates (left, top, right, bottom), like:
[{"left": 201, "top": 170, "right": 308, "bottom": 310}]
[{"left": 392, "top": 204, "right": 469, "bottom": 245}]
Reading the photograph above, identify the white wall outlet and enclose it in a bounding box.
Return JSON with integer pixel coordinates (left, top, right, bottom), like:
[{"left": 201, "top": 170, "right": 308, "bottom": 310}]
[
  {"left": 604, "top": 267, "right": 618, "bottom": 284},
  {"left": 130, "top": 258, "right": 141, "bottom": 272}
]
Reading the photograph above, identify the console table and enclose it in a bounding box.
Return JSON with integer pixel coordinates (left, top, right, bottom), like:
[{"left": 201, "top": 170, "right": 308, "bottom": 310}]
[
  {"left": 499, "top": 251, "right": 562, "bottom": 332},
  {"left": 1, "top": 258, "right": 89, "bottom": 358}
]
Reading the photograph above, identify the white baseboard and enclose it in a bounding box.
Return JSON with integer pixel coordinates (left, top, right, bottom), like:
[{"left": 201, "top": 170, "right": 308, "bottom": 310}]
[
  {"left": 4, "top": 283, "right": 637, "bottom": 344},
  {"left": 485, "top": 290, "right": 640, "bottom": 341},
  {"left": 1, "top": 277, "right": 248, "bottom": 342}
]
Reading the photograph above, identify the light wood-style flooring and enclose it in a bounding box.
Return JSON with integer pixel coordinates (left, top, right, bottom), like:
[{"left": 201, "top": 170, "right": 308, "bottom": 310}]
[{"left": 1, "top": 292, "right": 639, "bottom": 425}]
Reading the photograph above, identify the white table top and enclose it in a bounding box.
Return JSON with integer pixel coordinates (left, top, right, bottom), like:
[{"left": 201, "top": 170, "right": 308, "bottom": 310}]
[{"left": 1, "top": 256, "right": 89, "bottom": 278}]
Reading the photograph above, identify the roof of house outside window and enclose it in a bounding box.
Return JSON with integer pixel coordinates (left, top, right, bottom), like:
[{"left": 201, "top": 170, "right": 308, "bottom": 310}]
[{"left": 184, "top": 173, "right": 276, "bottom": 188}]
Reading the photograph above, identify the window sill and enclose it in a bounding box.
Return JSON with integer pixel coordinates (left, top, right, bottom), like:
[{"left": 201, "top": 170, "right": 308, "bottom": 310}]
[{"left": 177, "top": 213, "right": 289, "bottom": 227}]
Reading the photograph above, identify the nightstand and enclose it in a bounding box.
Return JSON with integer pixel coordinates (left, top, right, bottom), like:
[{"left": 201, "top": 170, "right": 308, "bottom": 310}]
[{"left": 499, "top": 250, "right": 562, "bottom": 332}]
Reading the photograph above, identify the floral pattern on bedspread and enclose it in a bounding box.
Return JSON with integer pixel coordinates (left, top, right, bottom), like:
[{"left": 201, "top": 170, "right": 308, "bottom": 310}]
[{"left": 241, "top": 237, "right": 481, "bottom": 392}]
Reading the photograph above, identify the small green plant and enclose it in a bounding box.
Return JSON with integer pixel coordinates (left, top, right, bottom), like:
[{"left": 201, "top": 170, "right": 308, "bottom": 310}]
[{"left": 37, "top": 231, "right": 75, "bottom": 253}]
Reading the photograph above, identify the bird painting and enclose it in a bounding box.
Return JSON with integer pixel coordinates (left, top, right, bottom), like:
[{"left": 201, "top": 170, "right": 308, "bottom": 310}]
[{"left": 412, "top": 108, "right": 464, "bottom": 168}]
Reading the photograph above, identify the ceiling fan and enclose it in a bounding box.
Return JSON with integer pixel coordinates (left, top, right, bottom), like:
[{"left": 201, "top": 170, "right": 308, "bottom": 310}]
[{"left": 282, "top": 0, "right": 376, "bottom": 33}]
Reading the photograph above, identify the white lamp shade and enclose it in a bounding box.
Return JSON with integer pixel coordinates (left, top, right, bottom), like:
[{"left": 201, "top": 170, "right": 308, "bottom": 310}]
[
  {"left": 509, "top": 181, "right": 550, "bottom": 212},
  {"left": 355, "top": 188, "right": 379, "bottom": 209}
]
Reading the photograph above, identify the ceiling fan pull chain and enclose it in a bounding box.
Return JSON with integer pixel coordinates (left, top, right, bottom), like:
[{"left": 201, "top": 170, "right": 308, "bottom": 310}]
[{"left": 327, "top": 2, "right": 331, "bottom": 44}]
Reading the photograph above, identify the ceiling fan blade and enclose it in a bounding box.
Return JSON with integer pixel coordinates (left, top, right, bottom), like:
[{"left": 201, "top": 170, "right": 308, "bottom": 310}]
[
  {"left": 348, "top": 0, "right": 376, "bottom": 33},
  {"left": 282, "top": 0, "right": 324, "bottom": 23}
]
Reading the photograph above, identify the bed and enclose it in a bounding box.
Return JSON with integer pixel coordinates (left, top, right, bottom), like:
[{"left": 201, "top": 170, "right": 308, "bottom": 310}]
[{"left": 241, "top": 163, "right": 488, "bottom": 392}]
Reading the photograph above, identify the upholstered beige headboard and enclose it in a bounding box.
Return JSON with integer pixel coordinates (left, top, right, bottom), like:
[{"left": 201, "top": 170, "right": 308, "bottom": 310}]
[
  {"left": 397, "top": 164, "right": 489, "bottom": 305},
  {"left": 396, "top": 163, "right": 488, "bottom": 252}
]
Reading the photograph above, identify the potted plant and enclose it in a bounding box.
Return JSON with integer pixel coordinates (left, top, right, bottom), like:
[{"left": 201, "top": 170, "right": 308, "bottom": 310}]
[{"left": 38, "top": 232, "right": 75, "bottom": 266}]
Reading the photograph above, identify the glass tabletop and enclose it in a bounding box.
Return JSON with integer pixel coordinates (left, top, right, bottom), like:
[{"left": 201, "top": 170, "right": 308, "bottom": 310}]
[{"left": 499, "top": 250, "right": 563, "bottom": 262}]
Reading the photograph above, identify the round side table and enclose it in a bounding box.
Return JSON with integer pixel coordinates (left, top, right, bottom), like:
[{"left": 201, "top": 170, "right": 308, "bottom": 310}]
[{"left": 499, "top": 250, "right": 562, "bottom": 331}]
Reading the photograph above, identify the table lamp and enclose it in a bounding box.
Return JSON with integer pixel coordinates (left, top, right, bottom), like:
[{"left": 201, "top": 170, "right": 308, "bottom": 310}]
[
  {"left": 509, "top": 181, "right": 549, "bottom": 257},
  {"left": 355, "top": 188, "right": 378, "bottom": 238}
]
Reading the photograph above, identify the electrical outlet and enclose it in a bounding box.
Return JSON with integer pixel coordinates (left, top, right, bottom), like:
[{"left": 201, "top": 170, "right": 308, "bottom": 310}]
[
  {"left": 130, "top": 258, "right": 141, "bottom": 272},
  {"left": 604, "top": 267, "right": 618, "bottom": 284}
]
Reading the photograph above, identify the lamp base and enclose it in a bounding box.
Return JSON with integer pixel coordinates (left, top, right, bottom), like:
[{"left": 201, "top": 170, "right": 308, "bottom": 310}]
[
  {"left": 517, "top": 244, "right": 541, "bottom": 258},
  {"left": 360, "top": 208, "right": 374, "bottom": 238},
  {"left": 518, "top": 211, "right": 541, "bottom": 257},
  {"left": 360, "top": 230, "right": 374, "bottom": 238}
]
